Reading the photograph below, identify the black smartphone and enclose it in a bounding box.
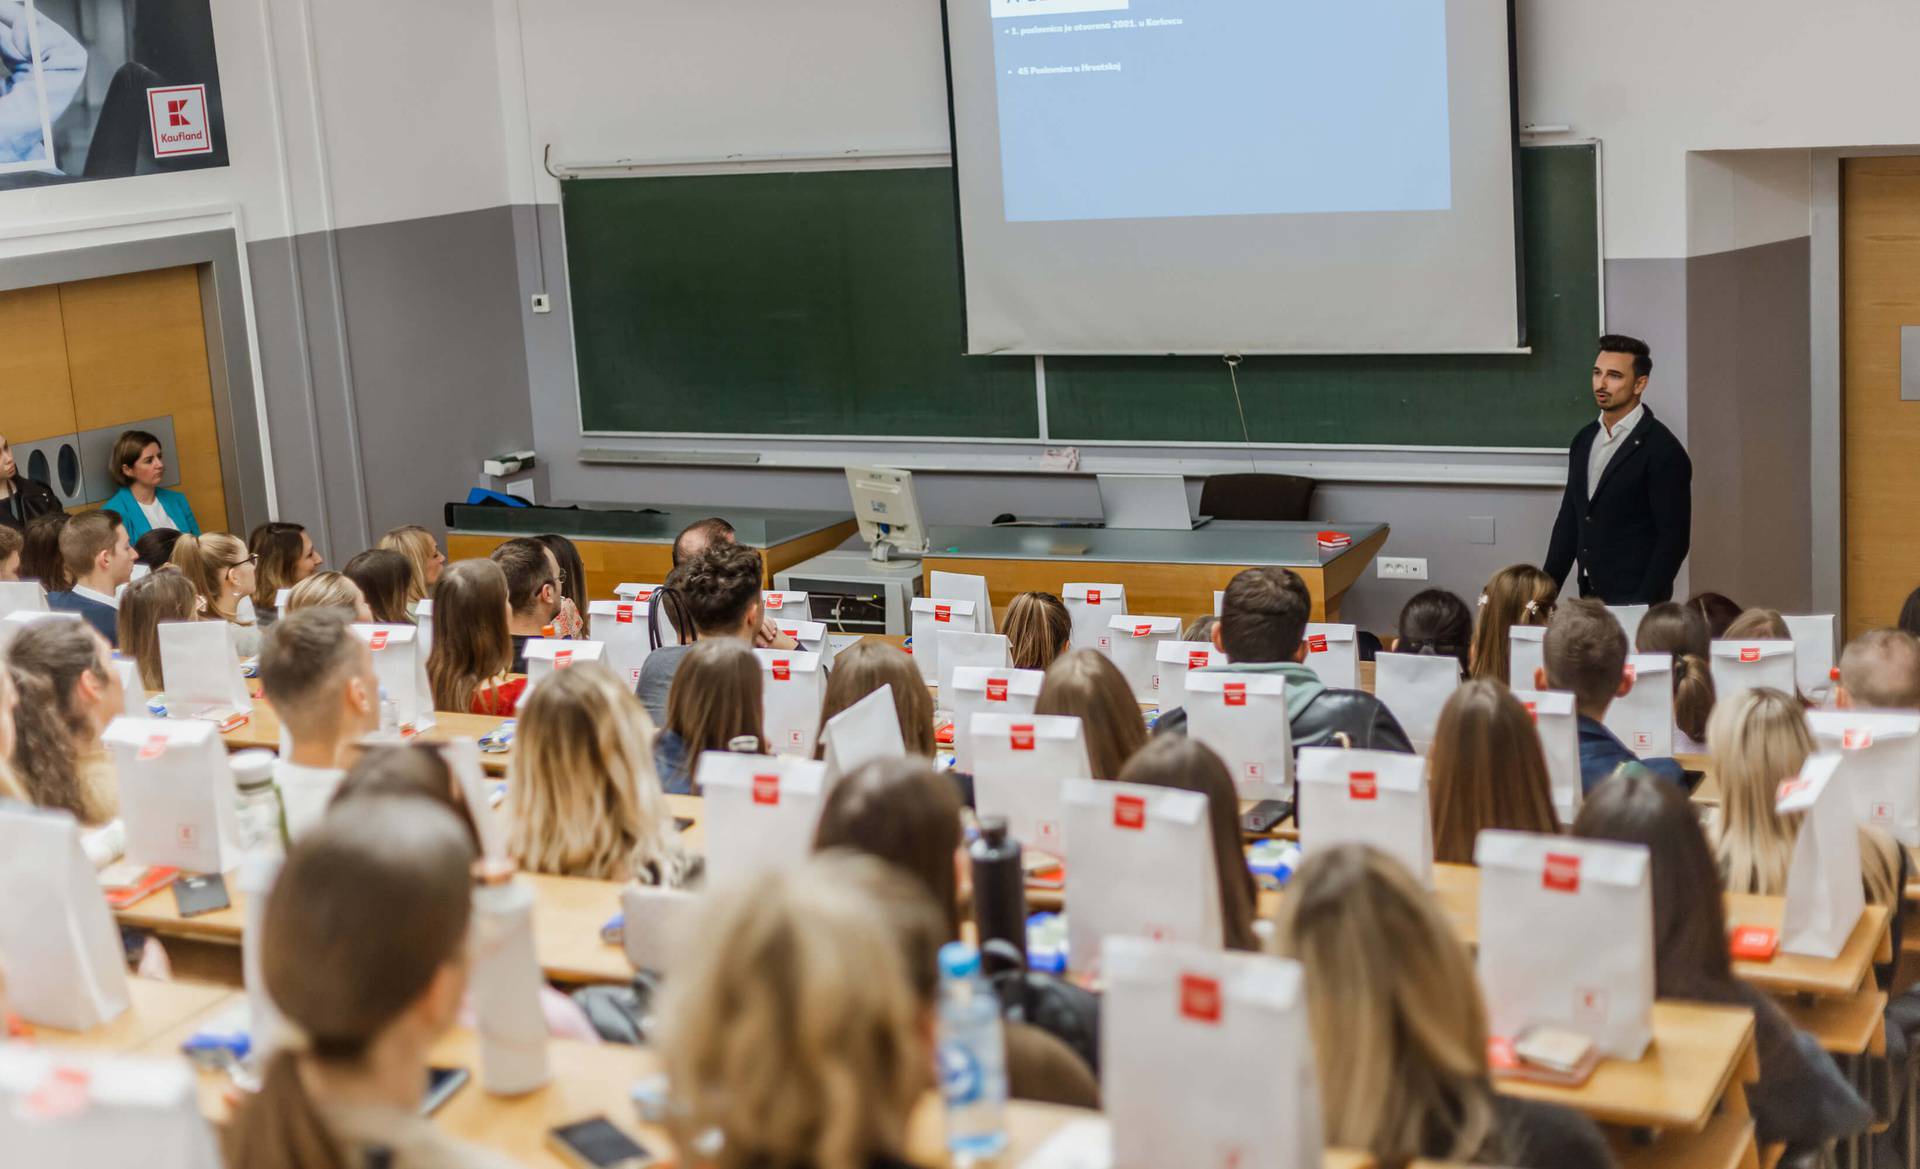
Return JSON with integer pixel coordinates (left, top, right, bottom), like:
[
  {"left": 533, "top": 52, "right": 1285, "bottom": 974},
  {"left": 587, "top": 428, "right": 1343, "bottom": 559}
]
[
  {"left": 173, "top": 873, "right": 231, "bottom": 917},
  {"left": 673, "top": 816, "right": 695, "bottom": 833},
  {"left": 1240, "top": 799, "right": 1293, "bottom": 835},
  {"left": 422, "top": 1066, "right": 468, "bottom": 1116},
  {"left": 547, "top": 1117, "right": 653, "bottom": 1169}
]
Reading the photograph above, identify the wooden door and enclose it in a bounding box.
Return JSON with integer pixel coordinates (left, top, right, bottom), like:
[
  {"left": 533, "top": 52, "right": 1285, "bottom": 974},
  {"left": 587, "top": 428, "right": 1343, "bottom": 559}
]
[
  {"left": 0, "top": 284, "right": 77, "bottom": 444},
  {"left": 1841, "top": 157, "right": 1920, "bottom": 637}
]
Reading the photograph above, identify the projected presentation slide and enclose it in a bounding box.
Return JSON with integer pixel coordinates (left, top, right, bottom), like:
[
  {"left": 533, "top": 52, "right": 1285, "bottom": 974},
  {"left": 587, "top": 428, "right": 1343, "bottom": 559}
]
[{"left": 989, "top": 0, "right": 1452, "bottom": 223}]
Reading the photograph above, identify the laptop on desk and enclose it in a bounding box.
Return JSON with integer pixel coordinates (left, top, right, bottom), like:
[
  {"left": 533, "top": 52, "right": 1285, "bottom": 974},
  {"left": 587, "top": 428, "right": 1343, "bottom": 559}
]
[{"left": 1096, "top": 474, "right": 1209, "bottom": 531}]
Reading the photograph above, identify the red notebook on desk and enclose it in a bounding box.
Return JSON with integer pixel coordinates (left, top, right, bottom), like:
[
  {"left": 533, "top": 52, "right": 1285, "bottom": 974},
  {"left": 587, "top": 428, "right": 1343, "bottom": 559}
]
[{"left": 99, "top": 863, "right": 180, "bottom": 910}]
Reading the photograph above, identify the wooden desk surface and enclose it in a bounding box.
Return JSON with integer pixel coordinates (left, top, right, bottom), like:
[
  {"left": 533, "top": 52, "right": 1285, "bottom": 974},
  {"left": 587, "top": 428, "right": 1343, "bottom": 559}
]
[
  {"left": 27, "top": 978, "right": 234, "bottom": 1053},
  {"left": 215, "top": 697, "right": 516, "bottom": 775}
]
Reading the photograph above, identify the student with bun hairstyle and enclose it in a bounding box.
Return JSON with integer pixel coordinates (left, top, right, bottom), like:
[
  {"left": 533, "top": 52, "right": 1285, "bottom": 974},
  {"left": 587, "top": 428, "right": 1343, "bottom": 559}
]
[
  {"left": 1396, "top": 588, "right": 1474, "bottom": 674},
  {"left": 379, "top": 524, "right": 445, "bottom": 616},
  {"left": 426, "top": 559, "right": 525, "bottom": 716},
  {"left": 248, "top": 521, "right": 323, "bottom": 625},
  {"left": 654, "top": 638, "right": 765, "bottom": 795},
  {"left": 1273, "top": 845, "right": 1609, "bottom": 1168},
  {"left": 1427, "top": 680, "right": 1562, "bottom": 865},
  {"left": 170, "top": 531, "right": 261, "bottom": 655},
  {"left": 286, "top": 571, "right": 373, "bottom": 621},
  {"left": 101, "top": 429, "right": 199, "bottom": 540},
  {"left": 343, "top": 548, "right": 415, "bottom": 625},
  {"left": 1035, "top": 648, "right": 1147, "bottom": 780},
  {"left": 118, "top": 569, "right": 198, "bottom": 690},
  {"left": 1468, "top": 565, "right": 1557, "bottom": 683},
  {"left": 1635, "top": 601, "right": 1716, "bottom": 753},
  {"left": 1114, "top": 736, "right": 1259, "bottom": 951},
  {"left": 5, "top": 620, "right": 122, "bottom": 826},
  {"left": 816, "top": 639, "right": 936, "bottom": 758},
  {"left": 1003, "top": 590, "right": 1071, "bottom": 672}
]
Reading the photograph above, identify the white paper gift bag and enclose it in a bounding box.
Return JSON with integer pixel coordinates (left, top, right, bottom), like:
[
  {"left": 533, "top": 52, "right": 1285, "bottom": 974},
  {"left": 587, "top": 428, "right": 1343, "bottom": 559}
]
[
  {"left": 1604, "top": 655, "right": 1675, "bottom": 759},
  {"left": 909, "top": 598, "right": 980, "bottom": 683},
  {"left": 935, "top": 629, "right": 1009, "bottom": 704},
  {"left": 1299, "top": 623, "right": 1358, "bottom": 690},
  {"left": 1063, "top": 780, "right": 1222, "bottom": 975},
  {"left": 1605, "top": 604, "right": 1649, "bottom": 646},
  {"left": 0, "top": 609, "right": 78, "bottom": 658},
  {"left": 1103, "top": 938, "right": 1321, "bottom": 1169},
  {"left": 1183, "top": 673, "right": 1292, "bottom": 800},
  {"left": 617, "top": 583, "right": 676, "bottom": 642},
  {"left": 0, "top": 580, "right": 47, "bottom": 614},
  {"left": 523, "top": 638, "right": 607, "bottom": 700},
  {"left": 1212, "top": 590, "right": 1225, "bottom": 616},
  {"left": 351, "top": 624, "right": 437, "bottom": 731},
  {"left": 0, "top": 805, "right": 131, "bottom": 1030},
  {"left": 157, "top": 620, "right": 251, "bottom": 716},
  {"left": 1508, "top": 625, "right": 1547, "bottom": 690},
  {"left": 772, "top": 618, "right": 829, "bottom": 657},
  {"left": 110, "top": 659, "right": 146, "bottom": 719},
  {"left": 1511, "top": 690, "right": 1582, "bottom": 824},
  {"left": 758, "top": 589, "right": 809, "bottom": 618},
  {"left": 929, "top": 571, "right": 995, "bottom": 634},
  {"left": 1373, "top": 652, "right": 1461, "bottom": 751},
  {"left": 1154, "top": 641, "right": 1222, "bottom": 711},
  {"left": 1296, "top": 747, "right": 1432, "bottom": 885},
  {"left": 1807, "top": 709, "right": 1920, "bottom": 846},
  {"left": 1777, "top": 754, "right": 1866, "bottom": 959},
  {"left": 414, "top": 598, "right": 434, "bottom": 658},
  {"left": 822, "top": 684, "right": 907, "bottom": 783},
  {"left": 586, "top": 600, "right": 654, "bottom": 692},
  {"left": 0, "top": 1050, "right": 222, "bottom": 1169},
  {"left": 1784, "top": 614, "right": 1839, "bottom": 702},
  {"left": 949, "top": 667, "right": 1044, "bottom": 774},
  {"left": 1475, "top": 830, "right": 1655, "bottom": 1059},
  {"left": 755, "top": 648, "right": 828, "bottom": 756},
  {"left": 1711, "top": 639, "right": 1798, "bottom": 703},
  {"left": 698, "top": 754, "right": 828, "bottom": 883},
  {"left": 1062, "top": 583, "right": 1126, "bottom": 653},
  {"left": 1108, "top": 614, "right": 1182, "bottom": 702},
  {"left": 102, "top": 717, "right": 244, "bottom": 874},
  {"left": 971, "top": 712, "right": 1090, "bottom": 859}
]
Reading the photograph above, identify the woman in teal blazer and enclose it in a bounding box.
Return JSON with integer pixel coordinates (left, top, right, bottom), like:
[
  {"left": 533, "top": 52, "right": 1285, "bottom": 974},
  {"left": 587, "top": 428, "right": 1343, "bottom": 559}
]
[{"left": 101, "top": 429, "right": 201, "bottom": 541}]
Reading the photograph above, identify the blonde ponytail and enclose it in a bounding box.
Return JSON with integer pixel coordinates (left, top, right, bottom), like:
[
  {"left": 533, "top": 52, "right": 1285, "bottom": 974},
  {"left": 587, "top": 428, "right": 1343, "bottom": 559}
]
[{"left": 170, "top": 532, "right": 252, "bottom": 625}]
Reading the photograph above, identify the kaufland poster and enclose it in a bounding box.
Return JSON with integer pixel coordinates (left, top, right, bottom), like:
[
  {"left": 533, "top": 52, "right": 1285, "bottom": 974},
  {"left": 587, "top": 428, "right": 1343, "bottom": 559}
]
[{"left": 0, "top": 0, "right": 228, "bottom": 188}]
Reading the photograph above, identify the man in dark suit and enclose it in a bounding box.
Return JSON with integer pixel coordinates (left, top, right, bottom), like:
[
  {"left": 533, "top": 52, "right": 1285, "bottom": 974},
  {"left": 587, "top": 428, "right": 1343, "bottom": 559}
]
[
  {"left": 1544, "top": 335, "right": 1692, "bottom": 604},
  {"left": 46, "top": 511, "right": 135, "bottom": 647}
]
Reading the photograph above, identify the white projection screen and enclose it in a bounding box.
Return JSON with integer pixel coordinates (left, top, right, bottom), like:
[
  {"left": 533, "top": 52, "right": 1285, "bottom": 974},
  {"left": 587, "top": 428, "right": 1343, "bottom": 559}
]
[{"left": 942, "top": 0, "right": 1522, "bottom": 356}]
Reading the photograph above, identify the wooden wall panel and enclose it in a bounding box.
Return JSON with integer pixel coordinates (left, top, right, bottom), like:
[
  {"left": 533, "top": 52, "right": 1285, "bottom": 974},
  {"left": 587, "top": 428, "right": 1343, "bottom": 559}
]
[{"left": 0, "top": 285, "right": 77, "bottom": 444}]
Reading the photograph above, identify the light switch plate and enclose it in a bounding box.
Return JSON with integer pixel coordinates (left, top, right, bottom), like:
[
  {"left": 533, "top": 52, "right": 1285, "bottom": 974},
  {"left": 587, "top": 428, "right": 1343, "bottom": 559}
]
[{"left": 1378, "top": 557, "right": 1429, "bottom": 581}]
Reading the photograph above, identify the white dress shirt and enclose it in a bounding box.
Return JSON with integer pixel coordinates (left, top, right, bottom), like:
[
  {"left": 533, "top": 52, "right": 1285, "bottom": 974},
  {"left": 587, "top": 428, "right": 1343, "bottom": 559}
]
[
  {"left": 1587, "top": 403, "right": 1644, "bottom": 498},
  {"left": 72, "top": 582, "right": 120, "bottom": 610}
]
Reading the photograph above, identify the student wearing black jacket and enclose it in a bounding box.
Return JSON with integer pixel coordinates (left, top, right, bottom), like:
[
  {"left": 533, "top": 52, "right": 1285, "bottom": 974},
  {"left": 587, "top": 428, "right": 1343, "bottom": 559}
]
[
  {"left": 0, "top": 434, "right": 61, "bottom": 532},
  {"left": 1543, "top": 335, "right": 1692, "bottom": 604}
]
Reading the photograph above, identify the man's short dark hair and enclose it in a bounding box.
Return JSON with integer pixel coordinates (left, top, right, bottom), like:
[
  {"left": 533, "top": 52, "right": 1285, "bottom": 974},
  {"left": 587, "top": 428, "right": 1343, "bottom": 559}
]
[
  {"left": 1598, "top": 334, "right": 1652, "bottom": 380},
  {"left": 58, "top": 510, "right": 122, "bottom": 579},
  {"left": 672, "top": 516, "right": 736, "bottom": 567},
  {"left": 258, "top": 607, "right": 364, "bottom": 737},
  {"left": 676, "top": 541, "right": 764, "bottom": 634},
  {"left": 1218, "top": 567, "right": 1311, "bottom": 663},
  {"left": 1544, "top": 598, "right": 1628, "bottom": 710},
  {"left": 1840, "top": 629, "right": 1920, "bottom": 711},
  {"left": 489, "top": 538, "right": 553, "bottom": 614}
]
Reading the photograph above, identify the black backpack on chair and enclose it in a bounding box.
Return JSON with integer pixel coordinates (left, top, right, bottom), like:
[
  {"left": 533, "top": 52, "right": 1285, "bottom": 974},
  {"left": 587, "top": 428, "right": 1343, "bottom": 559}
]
[{"left": 981, "top": 938, "right": 1102, "bottom": 1078}]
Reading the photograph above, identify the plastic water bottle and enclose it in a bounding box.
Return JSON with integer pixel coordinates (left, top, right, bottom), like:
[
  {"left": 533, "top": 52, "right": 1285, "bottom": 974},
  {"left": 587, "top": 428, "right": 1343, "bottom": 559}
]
[
  {"left": 936, "top": 942, "right": 1008, "bottom": 1161},
  {"left": 969, "top": 817, "right": 1027, "bottom": 975},
  {"left": 229, "top": 749, "right": 286, "bottom": 857},
  {"left": 470, "top": 865, "right": 551, "bottom": 1094}
]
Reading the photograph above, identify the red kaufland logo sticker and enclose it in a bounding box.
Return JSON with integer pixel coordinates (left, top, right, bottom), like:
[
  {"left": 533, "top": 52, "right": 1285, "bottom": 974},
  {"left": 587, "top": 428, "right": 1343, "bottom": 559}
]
[
  {"left": 935, "top": 605, "right": 951, "bottom": 623},
  {"left": 1010, "top": 724, "right": 1036, "bottom": 750},
  {"left": 616, "top": 604, "right": 635, "bottom": 624},
  {"left": 554, "top": 649, "right": 573, "bottom": 668},
  {"left": 1179, "top": 974, "right": 1222, "bottom": 1023},
  {"left": 1132, "top": 624, "right": 1152, "bottom": 638},
  {"left": 1307, "top": 634, "right": 1328, "bottom": 653},
  {"left": 1739, "top": 647, "right": 1761, "bottom": 663},
  {"left": 985, "top": 678, "right": 1009, "bottom": 701},
  {"left": 1188, "top": 650, "right": 1208, "bottom": 669},
  {"left": 1843, "top": 729, "right": 1873, "bottom": 750},
  {"left": 368, "top": 630, "right": 390, "bottom": 651},
  {"left": 138, "top": 735, "right": 169, "bottom": 761},
  {"left": 1348, "top": 771, "right": 1377, "bottom": 800},
  {"left": 634, "top": 589, "right": 653, "bottom": 602},
  {"left": 1777, "top": 777, "right": 1811, "bottom": 802},
  {"left": 770, "top": 660, "right": 791, "bottom": 681},
  {"left": 1542, "top": 852, "right": 1581, "bottom": 892},
  {"left": 1085, "top": 589, "right": 1101, "bottom": 605},
  {"left": 765, "top": 594, "right": 785, "bottom": 609},
  {"left": 1223, "top": 682, "right": 1247, "bottom": 707},
  {"left": 1114, "top": 793, "right": 1146, "bottom": 830},
  {"left": 147, "top": 84, "right": 213, "bottom": 158},
  {"left": 1523, "top": 700, "right": 1538, "bottom": 722},
  {"left": 752, "top": 774, "right": 779, "bottom": 805}
]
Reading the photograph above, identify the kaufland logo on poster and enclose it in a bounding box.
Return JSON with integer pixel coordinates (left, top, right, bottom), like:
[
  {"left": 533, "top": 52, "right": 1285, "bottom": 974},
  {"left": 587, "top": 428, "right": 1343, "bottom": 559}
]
[{"left": 147, "top": 85, "right": 213, "bottom": 158}]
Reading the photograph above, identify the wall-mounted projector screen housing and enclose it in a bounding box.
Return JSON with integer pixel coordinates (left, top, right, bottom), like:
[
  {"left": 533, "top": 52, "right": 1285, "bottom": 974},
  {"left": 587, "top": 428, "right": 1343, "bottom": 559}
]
[{"left": 941, "top": 0, "right": 1522, "bottom": 356}]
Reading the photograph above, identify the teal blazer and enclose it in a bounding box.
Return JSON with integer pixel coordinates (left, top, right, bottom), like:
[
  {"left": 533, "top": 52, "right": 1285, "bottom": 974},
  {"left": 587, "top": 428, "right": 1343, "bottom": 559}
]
[{"left": 103, "top": 486, "right": 201, "bottom": 542}]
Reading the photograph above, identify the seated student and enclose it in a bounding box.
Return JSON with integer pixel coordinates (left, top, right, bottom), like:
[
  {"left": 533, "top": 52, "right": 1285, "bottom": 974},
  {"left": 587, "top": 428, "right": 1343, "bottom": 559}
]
[
  {"left": 637, "top": 541, "right": 771, "bottom": 724},
  {"left": 489, "top": 537, "right": 561, "bottom": 673},
  {"left": 509, "top": 663, "right": 694, "bottom": 885},
  {"left": 248, "top": 521, "right": 323, "bottom": 626},
  {"left": 20, "top": 512, "right": 70, "bottom": 591},
  {"left": 1156, "top": 566, "right": 1413, "bottom": 753},
  {"left": 1634, "top": 601, "right": 1716, "bottom": 753},
  {"left": 666, "top": 516, "right": 798, "bottom": 651},
  {"left": 330, "top": 744, "right": 484, "bottom": 853},
  {"left": 0, "top": 433, "right": 61, "bottom": 533},
  {"left": 1468, "top": 564, "right": 1557, "bottom": 683},
  {"left": 170, "top": 531, "right": 262, "bottom": 656},
  {"left": 132, "top": 527, "right": 182, "bottom": 574},
  {"left": 1575, "top": 769, "right": 1871, "bottom": 1154},
  {"left": 812, "top": 759, "right": 1101, "bottom": 1108},
  {"left": 536, "top": 533, "right": 589, "bottom": 638},
  {"left": 285, "top": 570, "right": 374, "bottom": 621},
  {"left": 655, "top": 638, "right": 765, "bottom": 795},
  {"left": 1723, "top": 608, "right": 1809, "bottom": 705},
  {"left": 1272, "top": 844, "right": 1611, "bottom": 1169},
  {"left": 118, "top": 570, "right": 198, "bottom": 691},
  {"left": 222, "top": 797, "right": 523, "bottom": 1169},
  {"left": 1395, "top": 588, "right": 1474, "bottom": 675},
  {"left": 101, "top": 429, "right": 199, "bottom": 539},
  {"left": 426, "top": 560, "right": 526, "bottom": 716},
  {"left": 5, "top": 619, "right": 123, "bottom": 826},
  {"left": 1428, "top": 679, "right": 1563, "bottom": 865},
  {"left": 0, "top": 524, "right": 19, "bottom": 581},
  {"left": 257, "top": 608, "right": 380, "bottom": 839},
  {"left": 1115, "top": 736, "right": 1260, "bottom": 951},
  {"left": 378, "top": 524, "right": 445, "bottom": 618},
  {"left": 1182, "top": 614, "right": 1218, "bottom": 644},
  {"left": 1688, "top": 590, "right": 1743, "bottom": 639},
  {"left": 1003, "top": 590, "right": 1072, "bottom": 672},
  {"left": 1035, "top": 649, "right": 1148, "bottom": 780},
  {"left": 817, "top": 639, "right": 937, "bottom": 758},
  {"left": 45, "top": 511, "right": 135, "bottom": 646},
  {"left": 1836, "top": 628, "right": 1920, "bottom": 711},
  {"left": 1536, "top": 599, "right": 1684, "bottom": 791},
  {"left": 343, "top": 547, "right": 416, "bottom": 625}
]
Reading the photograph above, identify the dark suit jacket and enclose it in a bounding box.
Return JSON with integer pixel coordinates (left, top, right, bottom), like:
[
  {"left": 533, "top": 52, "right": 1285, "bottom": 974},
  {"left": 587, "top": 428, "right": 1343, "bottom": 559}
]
[
  {"left": 1544, "top": 406, "right": 1692, "bottom": 604},
  {"left": 46, "top": 591, "right": 120, "bottom": 648}
]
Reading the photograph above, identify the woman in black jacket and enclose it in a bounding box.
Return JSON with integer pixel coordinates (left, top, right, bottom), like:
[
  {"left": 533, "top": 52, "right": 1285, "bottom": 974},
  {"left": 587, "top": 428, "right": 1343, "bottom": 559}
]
[{"left": 0, "top": 435, "right": 61, "bottom": 532}]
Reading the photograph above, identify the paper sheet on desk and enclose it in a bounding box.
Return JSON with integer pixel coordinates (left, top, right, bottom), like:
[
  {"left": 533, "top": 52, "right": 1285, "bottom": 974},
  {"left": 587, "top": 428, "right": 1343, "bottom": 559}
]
[{"left": 1020, "top": 1118, "right": 1112, "bottom": 1169}]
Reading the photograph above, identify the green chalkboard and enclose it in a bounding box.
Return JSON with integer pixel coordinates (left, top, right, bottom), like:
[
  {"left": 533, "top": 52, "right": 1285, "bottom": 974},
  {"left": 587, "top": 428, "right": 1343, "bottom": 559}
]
[{"left": 563, "top": 167, "right": 1038, "bottom": 438}]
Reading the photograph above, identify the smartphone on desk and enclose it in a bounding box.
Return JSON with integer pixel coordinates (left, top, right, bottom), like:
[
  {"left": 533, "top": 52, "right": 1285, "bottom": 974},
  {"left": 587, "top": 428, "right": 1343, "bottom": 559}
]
[
  {"left": 1241, "top": 799, "right": 1293, "bottom": 835},
  {"left": 548, "top": 1116, "right": 654, "bottom": 1168},
  {"left": 422, "top": 1066, "right": 468, "bottom": 1116}
]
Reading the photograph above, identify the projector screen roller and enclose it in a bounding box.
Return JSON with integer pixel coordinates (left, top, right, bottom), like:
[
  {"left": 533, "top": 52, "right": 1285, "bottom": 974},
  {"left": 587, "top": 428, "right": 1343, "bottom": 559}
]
[{"left": 943, "top": 0, "right": 1522, "bottom": 356}]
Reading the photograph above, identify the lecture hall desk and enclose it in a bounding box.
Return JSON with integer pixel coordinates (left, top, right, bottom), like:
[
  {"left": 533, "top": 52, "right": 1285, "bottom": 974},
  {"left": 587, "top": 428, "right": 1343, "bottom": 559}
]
[{"left": 218, "top": 697, "right": 517, "bottom": 776}]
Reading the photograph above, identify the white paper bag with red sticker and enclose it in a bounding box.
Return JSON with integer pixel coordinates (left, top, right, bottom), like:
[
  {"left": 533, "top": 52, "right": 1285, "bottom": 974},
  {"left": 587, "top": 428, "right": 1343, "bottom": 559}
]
[
  {"left": 1183, "top": 673, "right": 1292, "bottom": 800},
  {"left": 935, "top": 629, "right": 1009, "bottom": 705},
  {"left": 0, "top": 804, "right": 131, "bottom": 1030},
  {"left": 1062, "top": 583, "right": 1126, "bottom": 654},
  {"left": 754, "top": 649, "right": 827, "bottom": 756},
  {"left": 1108, "top": 614, "right": 1182, "bottom": 702},
  {"left": 759, "top": 589, "right": 809, "bottom": 618},
  {"left": 1373, "top": 652, "right": 1462, "bottom": 752},
  {"left": 1777, "top": 754, "right": 1866, "bottom": 959},
  {"left": 0, "top": 580, "right": 48, "bottom": 616},
  {"left": 909, "top": 597, "right": 980, "bottom": 682},
  {"left": 1296, "top": 747, "right": 1432, "bottom": 886},
  {"left": 587, "top": 599, "right": 656, "bottom": 693},
  {"left": 1063, "top": 780, "right": 1221, "bottom": 975},
  {"left": 0, "top": 1049, "right": 222, "bottom": 1168},
  {"left": 1154, "top": 641, "right": 1224, "bottom": 711},
  {"left": 1475, "top": 830, "right": 1654, "bottom": 1059},
  {"left": 1710, "top": 639, "right": 1798, "bottom": 704},
  {"left": 351, "top": 623, "right": 437, "bottom": 731},
  {"left": 1508, "top": 625, "right": 1547, "bottom": 690},
  {"left": 821, "top": 684, "right": 907, "bottom": 784},
  {"left": 614, "top": 583, "right": 674, "bottom": 641},
  {"left": 698, "top": 754, "right": 827, "bottom": 883},
  {"left": 929, "top": 571, "right": 996, "bottom": 634},
  {"left": 158, "top": 620, "right": 252, "bottom": 716},
  {"left": 949, "top": 667, "right": 1044, "bottom": 773},
  {"left": 101, "top": 717, "right": 244, "bottom": 875},
  {"left": 1807, "top": 709, "right": 1920, "bottom": 846},
  {"left": 414, "top": 597, "right": 435, "bottom": 659},
  {"left": 1102, "top": 937, "right": 1321, "bottom": 1169},
  {"left": 1299, "top": 623, "right": 1358, "bottom": 690},
  {"left": 970, "top": 712, "right": 1090, "bottom": 859},
  {"left": 1212, "top": 590, "right": 1225, "bottom": 616},
  {"left": 1784, "top": 614, "right": 1839, "bottom": 702},
  {"left": 773, "top": 618, "right": 829, "bottom": 659},
  {"left": 1510, "top": 689, "right": 1581, "bottom": 824},
  {"left": 1604, "top": 604, "right": 1649, "bottom": 646},
  {"left": 1603, "top": 654, "right": 1674, "bottom": 760}
]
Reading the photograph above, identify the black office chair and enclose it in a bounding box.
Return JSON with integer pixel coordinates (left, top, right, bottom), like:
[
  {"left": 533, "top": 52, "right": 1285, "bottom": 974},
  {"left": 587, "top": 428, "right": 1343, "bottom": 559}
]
[{"left": 1197, "top": 474, "right": 1318, "bottom": 522}]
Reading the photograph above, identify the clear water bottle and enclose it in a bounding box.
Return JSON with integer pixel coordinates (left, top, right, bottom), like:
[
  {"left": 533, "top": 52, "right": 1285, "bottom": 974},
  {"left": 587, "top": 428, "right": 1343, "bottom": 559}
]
[
  {"left": 470, "top": 863, "right": 551, "bottom": 1095},
  {"left": 229, "top": 749, "right": 286, "bottom": 857},
  {"left": 936, "top": 942, "right": 1008, "bottom": 1162}
]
